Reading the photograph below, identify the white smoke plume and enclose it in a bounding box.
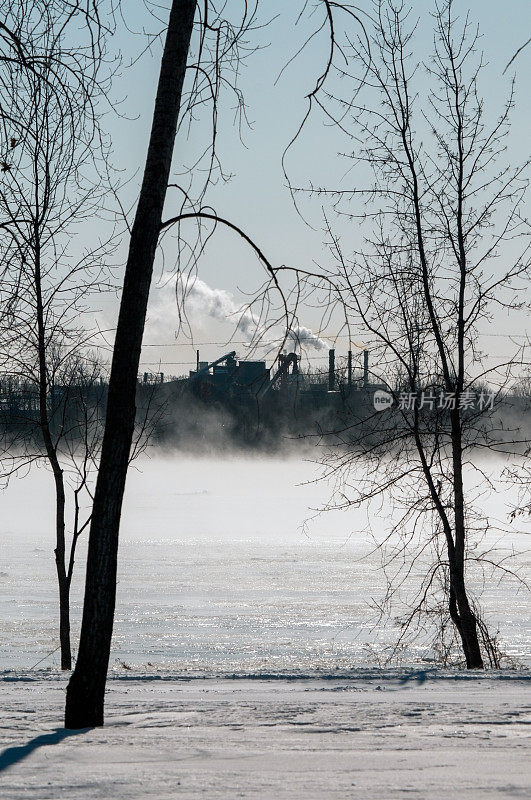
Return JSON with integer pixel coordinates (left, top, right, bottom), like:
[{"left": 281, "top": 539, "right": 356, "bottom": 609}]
[
  {"left": 147, "top": 274, "right": 330, "bottom": 352},
  {"left": 176, "top": 275, "right": 258, "bottom": 341},
  {"left": 286, "top": 325, "right": 328, "bottom": 351}
]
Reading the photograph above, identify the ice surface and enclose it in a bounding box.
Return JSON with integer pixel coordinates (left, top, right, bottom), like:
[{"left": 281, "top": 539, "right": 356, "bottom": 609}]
[{"left": 0, "top": 455, "right": 530, "bottom": 671}]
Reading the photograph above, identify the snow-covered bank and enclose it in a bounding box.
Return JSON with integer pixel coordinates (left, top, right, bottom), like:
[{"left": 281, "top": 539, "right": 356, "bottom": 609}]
[{"left": 1, "top": 670, "right": 530, "bottom": 799}]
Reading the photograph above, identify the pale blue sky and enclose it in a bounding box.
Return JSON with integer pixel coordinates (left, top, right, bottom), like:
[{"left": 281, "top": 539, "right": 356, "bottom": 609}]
[{"left": 91, "top": 1, "right": 531, "bottom": 377}]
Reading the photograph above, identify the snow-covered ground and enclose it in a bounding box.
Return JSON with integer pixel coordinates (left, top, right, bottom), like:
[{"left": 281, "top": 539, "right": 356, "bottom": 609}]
[
  {"left": 1, "top": 670, "right": 530, "bottom": 798},
  {"left": 1, "top": 455, "right": 530, "bottom": 797}
]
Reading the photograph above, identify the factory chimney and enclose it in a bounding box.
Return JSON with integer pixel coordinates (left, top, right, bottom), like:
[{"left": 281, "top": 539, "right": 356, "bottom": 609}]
[
  {"left": 348, "top": 350, "right": 352, "bottom": 390},
  {"left": 328, "top": 349, "right": 335, "bottom": 391},
  {"left": 363, "top": 350, "right": 369, "bottom": 388}
]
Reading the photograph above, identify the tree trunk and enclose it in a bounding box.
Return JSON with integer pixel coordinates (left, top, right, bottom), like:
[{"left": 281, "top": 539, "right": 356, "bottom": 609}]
[
  {"left": 449, "top": 409, "right": 484, "bottom": 669},
  {"left": 449, "top": 573, "right": 484, "bottom": 669},
  {"left": 35, "top": 229, "right": 73, "bottom": 671},
  {"left": 51, "top": 474, "right": 71, "bottom": 670},
  {"left": 52, "top": 475, "right": 71, "bottom": 670},
  {"left": 58, "top": 575, "right": 72, "bottom": 670},
  {"left": 65, "top": 0, "right": 196, "bottom": 729}
]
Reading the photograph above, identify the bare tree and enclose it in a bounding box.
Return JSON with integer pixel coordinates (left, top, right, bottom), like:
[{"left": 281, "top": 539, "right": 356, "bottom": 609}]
[
  {"left": 0, "top": 0, "right": 115, "bottom": 669},
  {"left": 63, "top": 0, "right": 199, "bottom": 728},
  {"left": 64, "top": 0, "right": 350, "bottom": 727},
  {"left": 282, "top": 0, "right": 530, "bottom": 667}
]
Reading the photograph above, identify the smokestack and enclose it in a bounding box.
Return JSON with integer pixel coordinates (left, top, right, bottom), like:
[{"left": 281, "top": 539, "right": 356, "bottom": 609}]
[
  {"left": 348, "top": 350, "right": 352, "bottom": 389},
  {"left": 328, "top": 349, "right": 335, "bottom": 392},
  {"left": 363, "top": 350, "right": 369, "bottom": 388},
  {"left": 196, "top": 349, "right": 200, "bottom": 372}
]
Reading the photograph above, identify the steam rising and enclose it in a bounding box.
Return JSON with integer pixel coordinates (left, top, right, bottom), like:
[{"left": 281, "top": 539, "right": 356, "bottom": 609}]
[
  {"left": 177, "top": 275, "right": 257, "bottom": 342},
  {"left": 286, "top": 326, "right": 328, "bottom": 351},
  {"left": 176, "top": 276, "right": 329, "bottom": 351}
]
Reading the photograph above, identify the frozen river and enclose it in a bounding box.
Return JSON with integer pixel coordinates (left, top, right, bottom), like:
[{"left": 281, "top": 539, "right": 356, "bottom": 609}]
[{"left": 1, "top": 454, "right": 529, "bottom": 672}]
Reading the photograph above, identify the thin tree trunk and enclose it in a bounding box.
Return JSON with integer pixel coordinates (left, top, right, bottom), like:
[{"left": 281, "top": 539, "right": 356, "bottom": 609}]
[
  {"left": 448, "top": 573, "right": 483, "bottom": 669},
  {"left": 58, "top": 575, "right": 72, "bottom": 670},
  {"left": 65, "top": 0, "right": 196, "bottom": 729},
  {"left": 50, "top": 472, "right": 72, "bottom": 670},
  {"left": 35, "top": 228, "right": 72, "bottom": 671},
  {"left": 449, "top": 409, "right": 483, "bottom": 668}
]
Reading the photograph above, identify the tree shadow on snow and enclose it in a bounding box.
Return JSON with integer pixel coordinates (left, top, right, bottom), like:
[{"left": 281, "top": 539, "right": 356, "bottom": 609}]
[{"left": 0, "top": 727, "right": 89, "bottom": 773}]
